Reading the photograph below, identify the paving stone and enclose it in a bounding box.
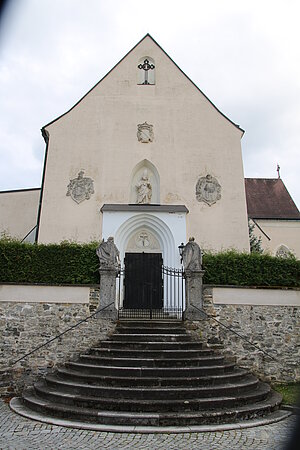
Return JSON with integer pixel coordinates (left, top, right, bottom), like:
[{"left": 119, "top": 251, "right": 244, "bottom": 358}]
[{"left": 0, "top": 400, "right": 297, "bottom": 449}]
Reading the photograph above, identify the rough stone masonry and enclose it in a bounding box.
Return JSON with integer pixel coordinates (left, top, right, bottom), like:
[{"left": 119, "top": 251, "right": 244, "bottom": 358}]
[
  {"left": 186, "top": 287, "right": 300, "bottom": 383},
  {"left": 0, "top": 288, "right": 114, "bottom": 395},
  {"left": 0, "top": 285, "right": 299, "bottom": 395}
]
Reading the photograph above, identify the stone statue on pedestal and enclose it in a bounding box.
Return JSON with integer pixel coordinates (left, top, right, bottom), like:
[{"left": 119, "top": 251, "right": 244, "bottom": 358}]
[
  {"left": 182, "top": 237, "right": 204, "bottom": 319},
  {"left": 96, "top": 237, "right": 120, "bottom": 318},
  {"left": 96, "top": 237, "right": 120, "bottom": 269},
  {"left": 182, "top": 237, "right": 202, "bottom": 271}
]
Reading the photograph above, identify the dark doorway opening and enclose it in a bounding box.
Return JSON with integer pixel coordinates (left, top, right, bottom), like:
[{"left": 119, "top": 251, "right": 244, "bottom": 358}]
[{"left": 123, "top": 252, "right": 163, "bottom": 309}]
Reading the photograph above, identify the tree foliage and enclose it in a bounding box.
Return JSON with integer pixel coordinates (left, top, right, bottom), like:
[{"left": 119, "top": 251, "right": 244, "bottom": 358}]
[{"left": 248, "top": 219, "right": 263, "bottom": 253}]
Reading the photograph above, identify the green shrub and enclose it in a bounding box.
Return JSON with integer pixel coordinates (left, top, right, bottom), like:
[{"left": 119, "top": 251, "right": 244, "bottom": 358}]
[
  {"left": 0, "top": 242, "right": 299, "bottom": 287},
  {"left": 202, "top": 250, "right": 300, "bottom": 287},
  {"left": 0, "top": 241, "right": 99, "bottom": 285}
]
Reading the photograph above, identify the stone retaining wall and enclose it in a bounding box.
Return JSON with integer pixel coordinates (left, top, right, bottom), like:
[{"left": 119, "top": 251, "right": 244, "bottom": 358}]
[
  {"left": 0, "top": 287, "right": 115, "bottom": 396},
  {"left": 1, "top": 284, "right": 299, "bottom": 395},
  {"left": 186, "top": 287, "right": 300, "bottom": 383}
]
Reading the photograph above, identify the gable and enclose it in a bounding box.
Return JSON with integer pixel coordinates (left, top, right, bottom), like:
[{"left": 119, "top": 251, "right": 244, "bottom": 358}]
[
  {"left": 42, "top": 34, "right": 243, "bottom": 137},
  {"left": 37, "top": 35, "right": 249, "bottom": 250}
]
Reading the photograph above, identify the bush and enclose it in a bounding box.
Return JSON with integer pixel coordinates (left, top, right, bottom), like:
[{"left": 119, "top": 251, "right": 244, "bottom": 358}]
[
  {"left": 0, "top": 242, "right": 299, "bottom": 287},
  {"left": 202, "top": 250, "right": 300, "bottom": 287},
  {"left": 0, "top": 241, "right": 99, "bottom": 285}
]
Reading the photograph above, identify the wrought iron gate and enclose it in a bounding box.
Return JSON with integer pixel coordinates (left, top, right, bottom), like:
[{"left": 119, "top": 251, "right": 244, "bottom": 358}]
[{"left": 117, "top": 263, "right": 185, "bottom": 320}]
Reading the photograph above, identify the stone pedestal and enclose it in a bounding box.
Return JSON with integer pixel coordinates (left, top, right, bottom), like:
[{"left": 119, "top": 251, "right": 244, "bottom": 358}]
[
  {"left": 97, "top": 268, "right": 118, "bottom": 319},
  {"left": 184, "top": 269, "right": 205, "bottom": 320}
]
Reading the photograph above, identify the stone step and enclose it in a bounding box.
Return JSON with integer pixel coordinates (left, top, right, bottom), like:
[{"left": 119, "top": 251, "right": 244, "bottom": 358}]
[
  {"left": 117, "top": 320, "right": 183, "bottom": 327},
  {"left": 110, "top": 333, "right": 193, "bottom": 342},
  {"left": 97, "top": 340, "right": 204, "bottom": 350},
  {"left": 32, "top": 382, "right": 271, "bottom": 412},
  {"left": 79, "top": 354, "right": 224, "bottom": 367},
  {"left": 115, "top": 326, "right": 188, "bottom": 334},
  {"left": 89, "top": 347, "right": 214, "bottom": 358},
  {"left": 16, "top": 319, "right": 283, "bottom": 428},
  {"left": 44, "top": 374, "right": 259, "bottom": 400},
  {"left": 22, "top": 389, "right": 282, "bottom": 426},
  {"left": 56, "top": 366, "right": 250, "bottom": 387},
  {"left": 65, "top": 361, "right": 236, "bottom": 377}
]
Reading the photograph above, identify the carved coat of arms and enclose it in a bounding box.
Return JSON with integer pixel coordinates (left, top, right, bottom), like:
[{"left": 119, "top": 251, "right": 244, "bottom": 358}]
[
  {"left": 137, "top": 122, "right": 154, "bottom": 143},
  {"left": 66, "top": 171, "right": 94, "bottom": 204},
  {"left": 196, "top": 174, "right": 221, "bottom": 206}
]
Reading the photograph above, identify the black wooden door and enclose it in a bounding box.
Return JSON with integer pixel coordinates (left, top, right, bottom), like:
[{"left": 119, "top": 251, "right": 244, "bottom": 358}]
[{"left": 124, "top": 253, "right": 163, "bottom": 309}]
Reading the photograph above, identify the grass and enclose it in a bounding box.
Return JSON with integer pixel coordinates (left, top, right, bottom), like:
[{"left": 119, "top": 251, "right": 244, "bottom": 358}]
[{"left": 273, "top": 383, "right": 300, "bottom": 405}]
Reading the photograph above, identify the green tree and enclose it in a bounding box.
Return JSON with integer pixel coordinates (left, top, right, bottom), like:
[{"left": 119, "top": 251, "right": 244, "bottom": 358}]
[{"left": 248, "top": 219, "right": 263, "bottom": 253}]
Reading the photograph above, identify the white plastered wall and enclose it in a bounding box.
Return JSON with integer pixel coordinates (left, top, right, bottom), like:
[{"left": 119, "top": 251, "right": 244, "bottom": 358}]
[
  {"left": 212, "top": 286, "right": 300, "bottom": 306},
  {"left": 0, "top": 189, "right": 40, "bottom": 241},
  {"left": 252, "top": 219, "right": 300, "bottom": 258},
  {"left": 38, "top": 36, "right": 249, "bottom": 252}
]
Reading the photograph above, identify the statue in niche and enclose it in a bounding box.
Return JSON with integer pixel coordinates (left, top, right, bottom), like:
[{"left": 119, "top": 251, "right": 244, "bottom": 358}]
[
  {"left": 96, "top": 237, "right": 120, "bottom": 269},
  {"left": 182, "top": 237, "right": 202, "bottom": 271},
  {"left": 136, "top": 169, "right": 152, "bottom": 204},
  {"left": 196, "top": 174, "right": 221, "bottom": 206}
]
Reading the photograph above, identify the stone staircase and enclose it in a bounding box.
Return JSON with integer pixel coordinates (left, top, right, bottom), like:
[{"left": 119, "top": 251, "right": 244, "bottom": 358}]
[{"left": 17, "top": 320, "right": 282, "bottom": 427}]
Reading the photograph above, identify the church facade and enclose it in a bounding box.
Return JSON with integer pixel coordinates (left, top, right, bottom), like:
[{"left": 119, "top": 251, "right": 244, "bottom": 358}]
[
  {"left": 36, "top": 34, "right": 250, "bottom": 268},
  {"left": 1, "top": 35, "right": 299, "bottom": 261}
]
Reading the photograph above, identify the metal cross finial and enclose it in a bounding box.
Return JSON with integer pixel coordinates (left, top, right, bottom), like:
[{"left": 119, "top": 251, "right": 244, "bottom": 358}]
[
  {"left": 138, "top": 58, "right": 155, "bottom": 85},
  {"left": 277, "top": 163, "right": 281, "bottom": 178}
]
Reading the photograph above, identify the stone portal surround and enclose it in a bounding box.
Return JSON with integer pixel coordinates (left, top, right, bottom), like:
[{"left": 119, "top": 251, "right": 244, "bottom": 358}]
[{"left": 0, "top": 284, "right": 299, "bottom": 395}]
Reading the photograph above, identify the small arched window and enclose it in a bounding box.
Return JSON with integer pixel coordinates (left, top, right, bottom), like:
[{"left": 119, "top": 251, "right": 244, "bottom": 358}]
[{"left": 137, "top": 57, "right": 155, "bottom": 85}]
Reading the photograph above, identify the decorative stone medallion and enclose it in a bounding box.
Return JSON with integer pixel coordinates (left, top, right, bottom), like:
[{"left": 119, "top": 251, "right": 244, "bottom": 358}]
[
  {"left": 66, "top": 171, "right": 94, "bottom": 204},
  {"left": 126, "top": 229, "right": 161, "bottom": 253},
  {"left": 135, "top": 231, "right": 151, "bottom": 248},
  {"left": 137, "top": 122, "right": 154, "bottom": 143},
  {"left": 196, "top": 174, "right": 221, "bottom": 206},
  {"left": 276, "top": 245, "right": 292, "bottom": 258}
]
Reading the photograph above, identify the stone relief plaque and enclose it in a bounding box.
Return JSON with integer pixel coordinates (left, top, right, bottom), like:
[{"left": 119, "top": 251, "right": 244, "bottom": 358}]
[
  {"left": 127, "top": 229, "right": 161, "bottom": 253},
  {"left": 135, "top": 231, "right": 151, "bottom": 249},
  {"left": 276, "top": 245, "right": 292, "bottom": 258},
  {"left": 66, "top": 170, "right": 94, "bottom": 204},
  {"left": 196, "top": 174, "right": 221, "bottom": 206},
  {"left": 137, "top": 122, "right": 154, "bottom": 143}
]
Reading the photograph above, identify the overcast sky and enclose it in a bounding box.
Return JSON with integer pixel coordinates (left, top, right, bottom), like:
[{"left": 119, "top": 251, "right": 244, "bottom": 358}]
[{"left": 0, "top": 0, "right": 299, "bottom": 208}]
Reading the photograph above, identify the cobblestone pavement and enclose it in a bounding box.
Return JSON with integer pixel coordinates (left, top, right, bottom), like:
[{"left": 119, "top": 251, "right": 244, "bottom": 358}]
[{"left": 0, "top": 400, "right": 296, "bottom": 450}]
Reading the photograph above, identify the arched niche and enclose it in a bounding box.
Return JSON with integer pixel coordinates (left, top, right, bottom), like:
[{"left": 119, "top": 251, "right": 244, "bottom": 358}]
[
  {"left": 275, "top": 244, "right": 292, "bottom": 258},
  {"left": 137, "top": 56, "right": 155, "bottom": 85},
  {"left": 130, "top": 159, "right": 160, "bottom": 204}
]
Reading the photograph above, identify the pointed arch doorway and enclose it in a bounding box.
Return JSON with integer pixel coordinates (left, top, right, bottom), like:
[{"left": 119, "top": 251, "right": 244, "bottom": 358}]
[
  {"left": 124, "top": 252, "right": 163, "bottom": 309},
  {"left": 123, "top": 226, "right": 163, "bottom": 309},
  {"left": 101, "top": 204, "right": 188, "bottom": 315}
]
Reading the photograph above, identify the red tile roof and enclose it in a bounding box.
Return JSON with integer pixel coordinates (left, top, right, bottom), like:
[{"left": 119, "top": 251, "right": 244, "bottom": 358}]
[{"left": 245, "top": 178, "right": 300, "bottom": 219}]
